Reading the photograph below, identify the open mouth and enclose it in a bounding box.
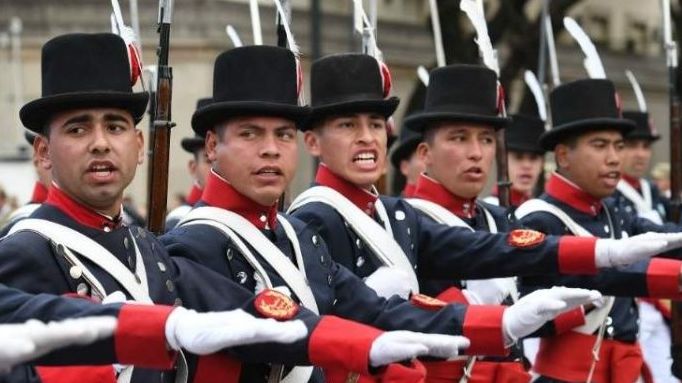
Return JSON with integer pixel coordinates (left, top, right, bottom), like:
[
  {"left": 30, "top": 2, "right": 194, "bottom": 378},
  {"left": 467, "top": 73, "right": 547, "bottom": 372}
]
[
  {"left": 255, "top": 167, "right": 283, "bottom": 176},
  {"left": 86, "top": 161, "right": 117, "bottom": 178}
]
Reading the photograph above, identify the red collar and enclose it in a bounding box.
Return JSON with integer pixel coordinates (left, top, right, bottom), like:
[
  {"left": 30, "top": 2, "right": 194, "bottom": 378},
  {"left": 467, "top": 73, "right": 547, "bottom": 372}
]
[
  {"left": 45, "top": 184, "right": 122, "bottom": 231},
  {"left": 403, "top": 183, "right": 417, "bottom": 198},
  {"left": 315, "top": 164, "right": 378, "bottom": 215},
  {"left": 30, "top": 182, "right": 49, "bottom": 204},
  {"left": 185, "top": 183, "right": 203, "bottom": 206},
  {"left": 413, "top": 174, "right": 477, "bottom": 219},
  {"left": 491, "top": 185, "right": 530, "bottom": 207},
  {"left": 546, "top": 172, "right": 603, "bottom": 216},
  {"left": 201, "top": 170, "right": 278, "bottom": 230},
  {"left": 621, "top": 174, "right": 641, "bottom": 190}
]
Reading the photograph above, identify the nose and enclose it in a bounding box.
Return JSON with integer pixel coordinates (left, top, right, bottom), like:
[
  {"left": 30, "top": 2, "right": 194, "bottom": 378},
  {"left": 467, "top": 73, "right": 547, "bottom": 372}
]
[
  {"left": 89, "top": 124, "right": 111, "bottom": 154},
  {"left": 259, "top": 132, "right": 280, "bottom": 158}
]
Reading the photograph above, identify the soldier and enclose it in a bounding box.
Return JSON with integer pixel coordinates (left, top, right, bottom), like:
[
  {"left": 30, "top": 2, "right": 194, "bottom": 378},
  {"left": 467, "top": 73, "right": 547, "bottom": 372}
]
[
  {"left": 614, "top": 110, "right": 675, "bottom": 382},
  {"left": 514, "top": 78, "right": 682, "bottom": 382},
  {"left": 165, "top": 99, "right": 212, "bottom": 231},
  {"left": 485, "top": 113, "right": 546, "bottom": 207},
  {"left": 160, "top": 45, "right": 605, "bottom": 383},
  {"left": 389, "top": 127, "right": 424, "bottom": 197},
  {"left": 0, "top": 33, "right": 465, "bottom": 383},
  {"left": 400, "top": 64, "right": 566, "bottom": 381}
]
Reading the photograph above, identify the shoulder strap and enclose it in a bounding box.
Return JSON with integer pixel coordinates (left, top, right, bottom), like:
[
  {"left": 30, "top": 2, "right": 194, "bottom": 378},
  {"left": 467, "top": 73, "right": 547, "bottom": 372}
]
[
  {"left": 288, "top": 186, "right": 419, "bottom": 294},
  {"left": 477, "top": 203, "right": 498, "bottom": 234},
  {"left": 616, "top": 180, "right": 651, "bottom": 214},
  {"left": 514, "top": 199, "right": 593, "bottom": 237},
  {"left": 5, "top": 203, "right": 40, "bottom": 226},
  {"left": 9, "top": 219, "right": 151, "bottom": 302},
  {"left": 404, "top": 198, "right": 474, "bottom": 231},
  {"left": 179, "top": 207, "right": 319, "bottom": 314}
]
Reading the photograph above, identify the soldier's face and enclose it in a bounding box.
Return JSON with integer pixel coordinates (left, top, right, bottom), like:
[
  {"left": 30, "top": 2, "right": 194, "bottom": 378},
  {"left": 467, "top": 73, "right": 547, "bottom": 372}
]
[
  {"left": 508, "top": 151, "right": 543, "bottom": 195},
  {"left": 621, "top": 139, "right": 653, "bottom": 179},
  {"left": 419, "top": 123, "right": 496, "bottom": 199},
  {"left": 206, "top": 116, "right": 298, "bottom": 206},
  {"left": 189, "top": 148, "right": 211, "bottom": 188},
  {"left": 400, "top": 151, "right": 426, "bottom": 185},
  {"left": 38, "top": 108, "right": 143, "bottom": 216},
  {"left": 304, "top": 113, "right": 388, "bottom": 190},
  {"left": 555, "top": 130, "right": 624, "bottom": 199}
]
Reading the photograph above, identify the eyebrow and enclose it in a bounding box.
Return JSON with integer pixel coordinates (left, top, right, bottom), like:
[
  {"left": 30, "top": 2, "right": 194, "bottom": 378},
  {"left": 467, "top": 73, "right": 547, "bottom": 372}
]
[
  {"left": 62, "top": 114, "right": 92, "bottom": 126},
  {"left": 103, "top": 113, "right": 131, "bottom": 123}
]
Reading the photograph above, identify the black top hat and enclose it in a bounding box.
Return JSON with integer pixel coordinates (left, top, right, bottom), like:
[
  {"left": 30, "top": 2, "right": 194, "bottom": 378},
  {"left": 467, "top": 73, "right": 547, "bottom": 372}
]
[
  {"left": 24, "top": 131, "right": 38, "bottom": 145},
  {"left": 539, "top": 79, "right": 635, "bottom": 150},
  {"left": 304, "top": 53, "right": 399, "bottom": 131},
  {"left": 20, "top": 33, "right": 148, "bottom": 134},
  {"left": 404, "top": 65, "right": 510, "bottom": 132},
  {"left": 390, "top": 127, "right": 422, "bottom": 169},
  {"left": 191, "top": 46, "right": 309, "bottom": 137},
  {"left": 506, "top": 114, "right": 546, "bottom": 154},
  {"left": 623, "top": 111, "right": 659, "bottom": 141},
  {"left": 181, "top": 136, "right": 205, "bottom": 154}
]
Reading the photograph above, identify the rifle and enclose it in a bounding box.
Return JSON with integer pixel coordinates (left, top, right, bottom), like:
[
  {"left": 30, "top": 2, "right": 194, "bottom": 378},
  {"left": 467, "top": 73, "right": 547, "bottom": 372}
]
[
  {"left": 460, "top": 0, "right": 511, "bottom": 209},
  {"left": 662, "top": 0, "right": 682, "bottom": 377},
  {"left": 146, "top": 0, "right": 175, "bottom": 234}
]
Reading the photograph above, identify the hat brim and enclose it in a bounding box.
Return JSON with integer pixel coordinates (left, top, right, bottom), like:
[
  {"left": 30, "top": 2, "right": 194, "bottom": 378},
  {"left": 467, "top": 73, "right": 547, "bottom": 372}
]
[
  {"left": 506, "top": 143, "right": 545, "bottom": 155},
  {"left": 390, "top": 138, "right": 421, "bottom": 169},
  {"left": 20, "top": 91, "right": 149, "bottom": 134},
  {"left": 192, "top": 101, "right": 310, "bottom": 137},
  {"left": 403, "top": 111, "right": 511, "bottom": 132},
  {"left": 539, "top": 118, "right": 636, "bottom": 151},
  {"left": 625, "top": 133, "right": 661, "bottom": 142},
  {"left": 181, "top": 137, "right": 205, "bottom": 153},
  {"left": 302, "top": 97, "right": 400, "bottom": 131}
]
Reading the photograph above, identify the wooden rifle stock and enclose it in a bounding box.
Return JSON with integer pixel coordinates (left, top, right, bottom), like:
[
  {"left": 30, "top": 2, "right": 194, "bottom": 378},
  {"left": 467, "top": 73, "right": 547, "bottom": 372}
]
[
  {"left": 495, "top": 128, "right": 512, "bottom": 208},
  {"left": 146, "top": 5, "right": 174, "bottom": 234}
]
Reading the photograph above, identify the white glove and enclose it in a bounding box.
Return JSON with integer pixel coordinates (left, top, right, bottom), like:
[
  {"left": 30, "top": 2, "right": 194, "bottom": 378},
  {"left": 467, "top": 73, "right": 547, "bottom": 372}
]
[
  {"left": 595, "top": 232, "right": 682, "bottom": 268},
  {"left": 369, "top": 331, "right": 470, "bottom": 367},
  {"left": 503, "top": 287, "right": 602, "bottom": 345},
  {"left": 462, "top": 278, "right": 516, "bottom": 305},
  {"left": 164, "top": 307, "right": 308, "bottom": 354},
  {"left": 0, "top": 316, "right": 117, "bottom": 372},
  {"left": 364, "top": 267, "right": 413, "bottom": 299}
]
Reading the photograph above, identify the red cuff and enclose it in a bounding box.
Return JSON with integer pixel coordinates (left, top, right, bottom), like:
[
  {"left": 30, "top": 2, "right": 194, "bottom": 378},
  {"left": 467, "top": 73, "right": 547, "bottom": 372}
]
[
  {"left": 553, "top": 307, "right": 585, "bottom": 334},
  {"left": 37, "top": 366, "right": 116, "bottom": 383},
  {"left": 557, "top": 237, "right": 598, "bottom": 274},
  {"left": 309, "top": 315, "right": 383, "bottom": 375},
  {"left": 646, "top": 258, "right": 682, "bottom": 298},
  {"left": 436, "top": 286, "right": 470, "bottom": 304},
  {"left": 462, "top": 305, "right": 507, "bottom": 356},
  {"left": 115, "top": 304, "right": 176, "bottom": 368},
  {"left": 194, "top": 354, "right": 241, "bottom": 383}
]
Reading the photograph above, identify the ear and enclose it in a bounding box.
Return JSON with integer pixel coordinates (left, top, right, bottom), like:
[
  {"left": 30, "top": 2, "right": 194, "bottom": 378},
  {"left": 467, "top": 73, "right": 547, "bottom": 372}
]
[
  {"left": 34, "top": 135, "right": 52, "bottom": 171},
  {"left": 554, "top": 144, "right": 569, "bottom": 169},
  {"left": 303, "top": 130, "right": 322, "bottom": 157},
  {"left": 206, "top": 130, "right": 219, "bottom": 162},
  {"left": 136, "top": 129, "right": 144, "bottom": 165},
  {"left": 188, "top": 158, "right": 197, "bottom": 177},
  {"left": 399, "top": 159, "right": 410, "bottom": 177},
  {"left": 416, "top": 142, "right": 431, "bottom": 168}
]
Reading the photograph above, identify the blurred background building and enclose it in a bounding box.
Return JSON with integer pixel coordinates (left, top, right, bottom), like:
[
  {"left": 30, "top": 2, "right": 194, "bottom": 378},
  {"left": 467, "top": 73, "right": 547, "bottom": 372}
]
[{"left": 0, "top": 0, "right": 676, "bottom": 213}]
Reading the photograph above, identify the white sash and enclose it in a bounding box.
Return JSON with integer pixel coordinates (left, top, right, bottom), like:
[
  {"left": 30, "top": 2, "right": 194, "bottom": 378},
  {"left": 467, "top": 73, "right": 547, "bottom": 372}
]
[
  {"left": 4, "top": 203, "right": 40, "bottom": 225},
  {"left": 178, "top": 207, "right": 316, "bottom": 383},
  {"left": 8, "top": 219, "right": 190, "bottom": 383},
  {"left": 617, "top": 180, "right": 664, "bottom": 225},
  {"left": 288, "top": 186, "right": 419, "bottom": 294},
  {"left": 166, "top": 205, "right": 193, "bottom": 224},
  {"left": 514, "top": 199, "right": 615, "bottom": 334},
  {"left": 406, "top": 198, "right": 517, "bottom": 303}
]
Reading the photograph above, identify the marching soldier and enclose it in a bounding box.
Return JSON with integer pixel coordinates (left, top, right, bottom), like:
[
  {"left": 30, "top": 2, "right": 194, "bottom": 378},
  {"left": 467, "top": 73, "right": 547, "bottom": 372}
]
[
  {"left": 160, "top": 45, "right": 605, "bottom": 383},
  {"left": 0, "top": 33, "right": 468, "bottom": 383},
  {"left": 389, "top": 126, "right": 424, "bottom": 197},
  {"left": 165, "top": 99, "right": 212, "bottom": 231},
  {"left": 514, "top": 78, "right": 682, "bottom": 383},
  {"left": 402, "top": 64, "right": 566, "bottom": 381},
  {"left": 615, "top": 110, "right": 676, "bottom": 382},
  {"left": 485, "top": 113, "right": 546, "bottom": 208}
]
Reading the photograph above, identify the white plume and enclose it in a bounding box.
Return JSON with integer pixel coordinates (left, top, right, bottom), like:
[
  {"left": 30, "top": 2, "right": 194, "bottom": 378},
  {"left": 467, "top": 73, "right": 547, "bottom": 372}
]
[
  {"left": 417, "top": 66, "right": 430, "bottom": 87},
  {"left": 460, "top": 0, "right": 499, "bottom": 75},
  {"left": 225, "top": 25, "right": 243, "bottom": 48},
  {"left": 524, "top": 70, "right": 547, "bottom": 121},
  {"left": 563, "top": 17, "right": 606, "bottom": 79},
  {"left": 249, "top": 0, "right": 263, "bottom": 45},
  {"left": 625, "top": 70, "right": 647, "bottom": 112}
]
